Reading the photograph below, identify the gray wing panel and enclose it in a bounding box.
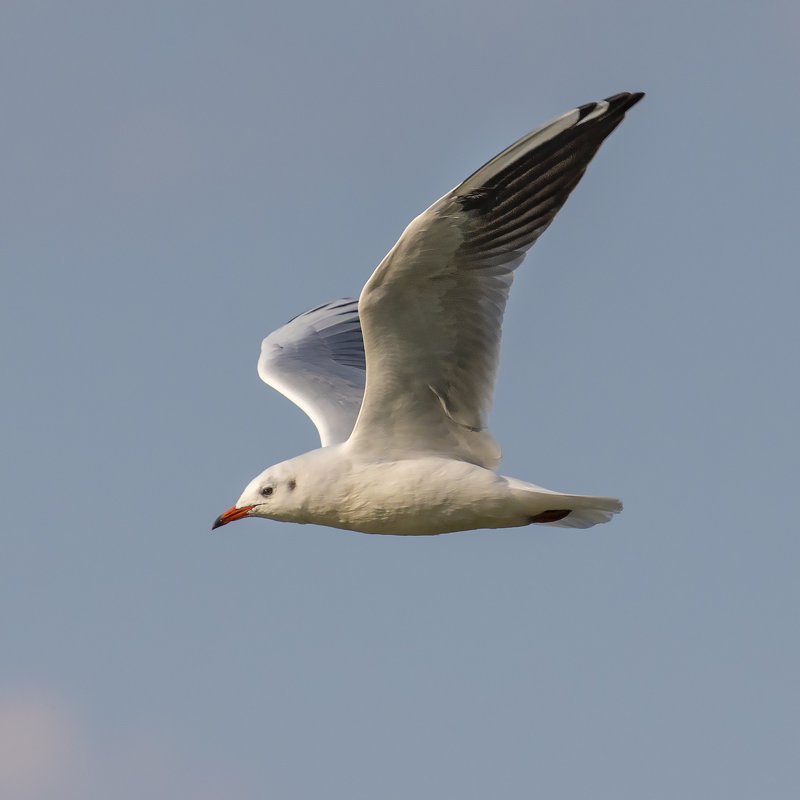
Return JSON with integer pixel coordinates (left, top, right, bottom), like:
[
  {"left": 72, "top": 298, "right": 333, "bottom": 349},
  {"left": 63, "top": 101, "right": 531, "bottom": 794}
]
[{"left": 258, "top": 299, "right": 365, "bottom": 446}]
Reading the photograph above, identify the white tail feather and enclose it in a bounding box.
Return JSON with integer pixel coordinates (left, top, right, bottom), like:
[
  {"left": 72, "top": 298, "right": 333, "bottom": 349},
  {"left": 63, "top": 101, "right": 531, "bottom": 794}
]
[
  {"left": 542, "top": 493, "right": 622, "bottom": 529},
  {"left": 505, "top": 477, "right": 622, "bottom": 530}
]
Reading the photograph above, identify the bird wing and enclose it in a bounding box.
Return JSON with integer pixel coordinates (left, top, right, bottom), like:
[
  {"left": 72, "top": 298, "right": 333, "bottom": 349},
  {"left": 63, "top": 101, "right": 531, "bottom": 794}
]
[
  {"left": 257, "top": 298, "right": 366, "bottom": 446},
  {"left": 348, "top": 92, "right": 644, "bottom": 467}
]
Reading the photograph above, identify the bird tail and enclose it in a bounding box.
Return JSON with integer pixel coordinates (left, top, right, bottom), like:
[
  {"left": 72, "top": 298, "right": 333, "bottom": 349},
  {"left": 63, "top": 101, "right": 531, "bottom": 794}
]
[
  {"left": 537, "top": 493, "right": 623, "bottom": 528},
  {"left": 505, "top": 477, "right": 623, "bottom": 529}
]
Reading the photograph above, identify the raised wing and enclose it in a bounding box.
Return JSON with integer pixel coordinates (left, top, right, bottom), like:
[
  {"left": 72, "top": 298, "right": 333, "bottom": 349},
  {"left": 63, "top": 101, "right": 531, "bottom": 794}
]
[
  {"left": 349, "top": 92, "right": 644, "bottom": 467},
  {"left": 258, "top": 298, "right": 365, "bottom": 446}
]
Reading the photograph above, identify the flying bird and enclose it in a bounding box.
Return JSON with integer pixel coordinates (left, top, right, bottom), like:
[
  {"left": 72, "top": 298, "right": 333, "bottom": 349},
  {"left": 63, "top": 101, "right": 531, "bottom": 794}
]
[{"left": 214, "top": 92, "right": 643, "bottom": 535}]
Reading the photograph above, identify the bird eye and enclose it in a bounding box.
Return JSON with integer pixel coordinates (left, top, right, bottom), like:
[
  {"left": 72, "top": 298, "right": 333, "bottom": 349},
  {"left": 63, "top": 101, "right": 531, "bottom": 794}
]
[{"left": 261, "top": 486, "right": 274, "bottom": 497}]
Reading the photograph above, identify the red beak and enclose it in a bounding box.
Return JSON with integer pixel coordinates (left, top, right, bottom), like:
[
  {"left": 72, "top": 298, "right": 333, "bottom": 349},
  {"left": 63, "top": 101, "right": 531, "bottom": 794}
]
[{"left": 212, "top": 504, "right": 255, "bottom": 530}]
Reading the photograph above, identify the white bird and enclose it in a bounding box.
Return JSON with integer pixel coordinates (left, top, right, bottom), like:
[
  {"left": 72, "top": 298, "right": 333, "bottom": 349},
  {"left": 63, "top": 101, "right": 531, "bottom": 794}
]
[{"left": 214, "top": 92, "right": 643, "bottom": 535}]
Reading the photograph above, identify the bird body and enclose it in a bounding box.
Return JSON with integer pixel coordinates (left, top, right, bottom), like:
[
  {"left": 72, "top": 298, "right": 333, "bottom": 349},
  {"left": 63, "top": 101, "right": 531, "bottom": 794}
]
[
  {"left": 229, "top": 446, "right": 622, "bottom": 535},
  {"left": 214, "top": 92, "right": 643, "bottom": 535}
]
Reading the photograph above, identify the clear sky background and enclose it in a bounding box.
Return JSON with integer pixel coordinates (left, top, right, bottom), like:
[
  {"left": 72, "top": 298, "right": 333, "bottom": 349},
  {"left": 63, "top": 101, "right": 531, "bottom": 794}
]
[{"left": 2, "top": 1, "right": 798, "bottom": 798}]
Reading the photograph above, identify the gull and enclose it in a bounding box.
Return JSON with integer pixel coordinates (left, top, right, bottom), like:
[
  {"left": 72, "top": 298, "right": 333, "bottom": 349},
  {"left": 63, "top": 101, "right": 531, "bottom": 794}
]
[{"left": 213, "top": 91, "right": 643, "bottom": 535}]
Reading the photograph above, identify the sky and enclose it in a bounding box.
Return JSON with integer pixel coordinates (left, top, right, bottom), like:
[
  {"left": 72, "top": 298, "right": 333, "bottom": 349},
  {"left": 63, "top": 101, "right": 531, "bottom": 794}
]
[{"left": 2, "top": 1, "right": 799, "bottom": 797}]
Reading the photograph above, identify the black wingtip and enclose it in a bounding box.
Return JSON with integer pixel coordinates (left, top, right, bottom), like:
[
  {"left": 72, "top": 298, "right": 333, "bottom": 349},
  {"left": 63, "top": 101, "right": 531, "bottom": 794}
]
[
  {"left": 576, "top": 101, "right": 598, "bottom": 121},
  {"left": 604, "top": 91, "right": 645, "bottom": 113},
  {"left": 576, "top": 92, "right": 644, "bottom": 124}
]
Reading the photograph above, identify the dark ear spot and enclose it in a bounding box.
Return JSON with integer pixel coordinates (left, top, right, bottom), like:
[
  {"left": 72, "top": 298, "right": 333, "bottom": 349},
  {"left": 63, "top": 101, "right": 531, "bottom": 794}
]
[{"left": 288, "top": 479, "right": 296, "bottom": 491}]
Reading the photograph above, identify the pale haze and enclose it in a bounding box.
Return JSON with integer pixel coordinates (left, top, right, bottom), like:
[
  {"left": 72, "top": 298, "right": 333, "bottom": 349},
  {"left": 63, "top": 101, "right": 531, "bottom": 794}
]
[{"left": 2, "top": 2, "right": 798, "bottom": 798}]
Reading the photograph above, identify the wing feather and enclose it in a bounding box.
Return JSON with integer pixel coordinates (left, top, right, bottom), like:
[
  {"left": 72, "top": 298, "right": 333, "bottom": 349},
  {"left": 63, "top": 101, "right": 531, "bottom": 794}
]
[
  {"left": 258, "top": 299, "right": 365, "bottom": 446},
  {"left": 348, "top": 92, "right": 643, "bottom": 466}
]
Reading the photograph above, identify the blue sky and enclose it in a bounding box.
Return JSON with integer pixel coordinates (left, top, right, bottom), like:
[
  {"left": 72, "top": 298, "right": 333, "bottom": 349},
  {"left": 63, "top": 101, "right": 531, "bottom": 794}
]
[{"left": 2, "top": 1, "right": 798, "bottom": 797}]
